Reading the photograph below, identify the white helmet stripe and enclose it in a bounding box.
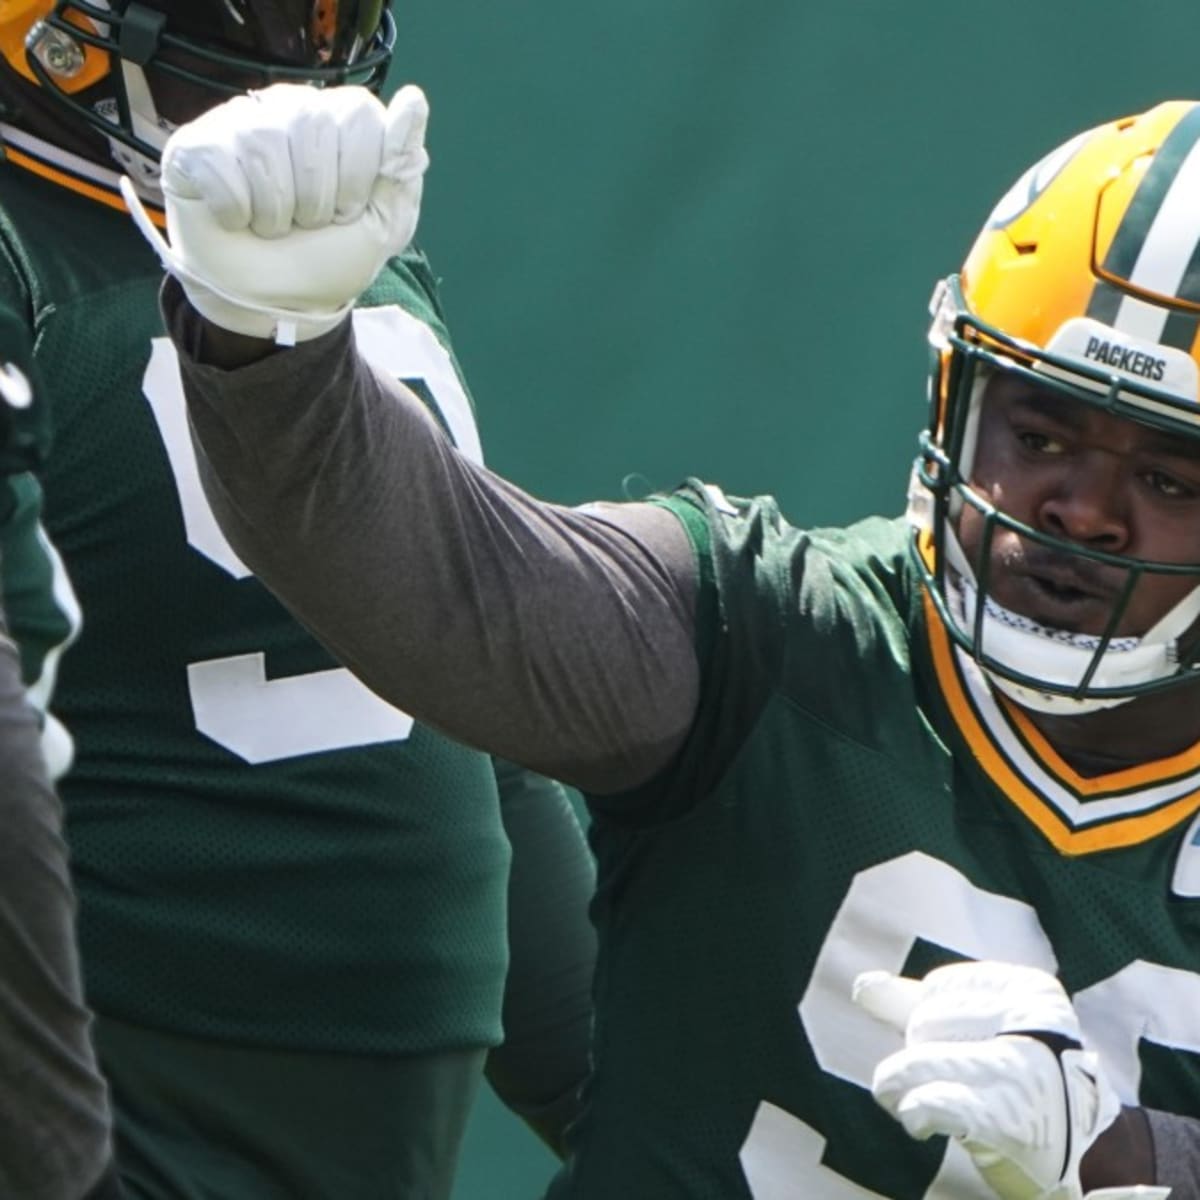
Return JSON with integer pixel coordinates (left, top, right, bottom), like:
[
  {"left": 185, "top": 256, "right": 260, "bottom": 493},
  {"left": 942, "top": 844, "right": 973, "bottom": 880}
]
[{"left": 1113, "top": 136, "right": 1200, "bottom": 340}]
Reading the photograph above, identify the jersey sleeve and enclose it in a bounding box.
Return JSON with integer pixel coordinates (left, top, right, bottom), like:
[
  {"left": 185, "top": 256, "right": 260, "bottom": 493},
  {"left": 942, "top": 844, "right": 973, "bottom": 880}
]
[
  {"left": 0, "top": 261, "right": 80, "bottom": 778},
  {"left": 593, "top": 481, "right": 795, "bottom": 823},
  {"left": 609, "top": 482, "right": 921, "bottom": 825},
  {"left": 0, "top": 473, "right": 81, "bottom": 778}
]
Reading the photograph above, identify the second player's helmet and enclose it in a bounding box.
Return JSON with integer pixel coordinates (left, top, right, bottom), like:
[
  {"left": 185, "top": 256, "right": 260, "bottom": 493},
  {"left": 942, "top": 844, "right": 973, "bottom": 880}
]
[
  {"left": 911, "top": 100, "right": 1200, "bottom": 714},
  {"left": 0, "top": 0, "right": 395, "bottom": 186}
]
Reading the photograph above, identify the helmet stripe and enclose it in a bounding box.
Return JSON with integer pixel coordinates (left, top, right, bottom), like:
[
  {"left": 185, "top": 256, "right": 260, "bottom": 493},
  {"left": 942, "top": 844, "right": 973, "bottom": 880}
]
[
  {"left": 1085, "top": 279, "right": 1123, "bottom": 326},
  {"left": 1160, "top": 307, "right": 1200, "bottom": 352},
  {"left": 1098, "top": 102, "right": 1200, "bottom": 285},
  {"left": 1086, "top": 104, "right": 1200, "bottom": 343},
  {"left": 1174, "top": 220, "right": 1200, "bottom": 307}
]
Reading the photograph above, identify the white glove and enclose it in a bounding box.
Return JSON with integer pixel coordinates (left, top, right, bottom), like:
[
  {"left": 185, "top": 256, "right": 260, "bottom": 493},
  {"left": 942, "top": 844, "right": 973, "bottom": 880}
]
[
  {"left": 120, "top": 81, "right": 429, "bottom": 345},
  {"left": 852, "top": 961, "right": 1166, "bottom": 1200}
]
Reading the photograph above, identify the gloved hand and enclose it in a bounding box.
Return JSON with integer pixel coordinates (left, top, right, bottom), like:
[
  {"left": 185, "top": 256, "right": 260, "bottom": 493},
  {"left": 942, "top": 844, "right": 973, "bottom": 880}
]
[
  {"left": 852, "top": 961, "right": 1167, "bottom": 1200},
  {"left": 121, "top": 81, "right": 429, "bottom": 345}
]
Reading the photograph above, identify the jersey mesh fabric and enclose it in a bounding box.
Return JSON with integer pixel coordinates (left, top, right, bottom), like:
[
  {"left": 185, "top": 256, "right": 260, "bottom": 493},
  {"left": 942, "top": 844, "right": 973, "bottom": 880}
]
[
  {"left": 0, "top": 163, "right": 510, "bottom": 1053},
  {"left": 552, "top": 482, "right": 1200, "bottom": 1200},
  {"left": 1, "top": 472, "right": 76, "bottom": 690}
]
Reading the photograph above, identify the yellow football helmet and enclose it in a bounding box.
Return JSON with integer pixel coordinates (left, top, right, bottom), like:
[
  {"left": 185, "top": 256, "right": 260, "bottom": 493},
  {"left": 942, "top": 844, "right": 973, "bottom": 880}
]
[
  {"left": 0, "top": 1, "right": 395, "bottom": 178},
  {"left": 912, "top": 100, "right": 1200, "bottom": 712}
]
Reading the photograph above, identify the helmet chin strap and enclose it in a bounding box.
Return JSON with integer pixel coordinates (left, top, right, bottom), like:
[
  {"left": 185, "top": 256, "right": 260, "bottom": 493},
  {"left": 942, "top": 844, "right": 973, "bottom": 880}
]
[{"left": 943, "top": 529, "right": 1200, "bottom": 715}]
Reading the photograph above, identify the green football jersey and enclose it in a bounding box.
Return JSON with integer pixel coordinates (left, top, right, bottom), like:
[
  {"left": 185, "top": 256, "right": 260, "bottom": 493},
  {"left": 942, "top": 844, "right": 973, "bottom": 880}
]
[
  {"left": 556, "top": 480, "right": 1200, "bottom": 1199},
  {"left": 0, "top": 471, "right": 81, "bottom": 780},
  {"left": 0, "top": 161, "right": 510, "bottom": 1052},
  {"left": 0, "top": 148, "right": 80, "bottom": 770},
  {"left": 0, "top": 299, "right": 49, "bottom": 486}
]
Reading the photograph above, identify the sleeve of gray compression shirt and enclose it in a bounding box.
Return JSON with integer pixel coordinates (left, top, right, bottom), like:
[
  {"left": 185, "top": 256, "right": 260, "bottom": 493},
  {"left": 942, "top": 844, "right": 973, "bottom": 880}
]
[
  {"left": 1146, "top": 1107, "right": 1200, "bottom": 1197},
  {"left": 166, "top": 280, "right": 699, "bottom": 796},
  {"left": 0, "top": 583, "right": 116, "bottom": 1200}
]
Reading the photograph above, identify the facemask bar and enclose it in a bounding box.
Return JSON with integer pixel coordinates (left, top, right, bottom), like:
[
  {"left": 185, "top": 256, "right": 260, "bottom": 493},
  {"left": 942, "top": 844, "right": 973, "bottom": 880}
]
[
  {"left": 911, "top": 274, "right": 1200, "bottom": 702},
  {"left": 25, "top": 0, "right": 396, "bottom": 161}
]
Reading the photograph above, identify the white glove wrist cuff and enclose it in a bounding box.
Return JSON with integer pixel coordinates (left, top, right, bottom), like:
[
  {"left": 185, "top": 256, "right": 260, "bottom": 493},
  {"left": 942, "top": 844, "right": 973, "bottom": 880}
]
[
  {"left": 121, "top": 176, "right": 349, "bottom": 346},
  {"left": 1081, "top": 1189, "right": 1170, "bottom": 1199}
]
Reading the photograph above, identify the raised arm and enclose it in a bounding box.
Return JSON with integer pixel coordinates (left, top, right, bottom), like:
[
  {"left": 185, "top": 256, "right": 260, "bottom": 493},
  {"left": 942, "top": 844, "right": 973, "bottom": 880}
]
[{"left": 147, "top": 85, "right": 700, "bottom": 795}]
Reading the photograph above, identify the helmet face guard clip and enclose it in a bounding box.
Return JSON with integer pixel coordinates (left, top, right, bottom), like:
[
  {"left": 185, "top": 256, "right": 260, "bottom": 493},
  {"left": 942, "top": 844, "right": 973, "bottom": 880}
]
[{"left": 116, "top": 4, "right": 166, "bottom": 66}]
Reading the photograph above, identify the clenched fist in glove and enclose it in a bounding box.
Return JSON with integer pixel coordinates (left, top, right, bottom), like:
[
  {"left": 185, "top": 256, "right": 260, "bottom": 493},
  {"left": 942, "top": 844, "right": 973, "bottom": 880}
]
[
  {"left": 852, "top": 961, "right": 1167, "bottom": 1200},
  {"left": 121, "top": 82, "right": 429, "bottom": 345}
]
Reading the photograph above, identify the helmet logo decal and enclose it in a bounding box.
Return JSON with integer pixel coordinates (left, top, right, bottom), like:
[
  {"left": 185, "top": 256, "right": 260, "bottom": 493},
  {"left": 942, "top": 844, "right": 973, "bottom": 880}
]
[
  {"left": 1080, "top": 333, "right": 1167, "bottom": 382},
  {"left": 985, "top": 130, "right": 1091, "bottom": 229}
]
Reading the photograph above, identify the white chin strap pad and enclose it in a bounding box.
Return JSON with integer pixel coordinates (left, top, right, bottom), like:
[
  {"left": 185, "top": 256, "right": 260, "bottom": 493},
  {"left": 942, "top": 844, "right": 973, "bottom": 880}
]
[{"left": 944, "top": 529, "right": 1200, "bottom": 715}]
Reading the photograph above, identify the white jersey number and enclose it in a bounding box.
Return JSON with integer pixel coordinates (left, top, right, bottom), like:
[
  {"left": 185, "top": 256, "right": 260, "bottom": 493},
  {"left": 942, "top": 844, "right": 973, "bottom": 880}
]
[
  {"left": 739, "top": 850, "right": 1200, "bottom": 1199},
  {"left": 142, "top": 305, "right": 481, "bottom": 764}
]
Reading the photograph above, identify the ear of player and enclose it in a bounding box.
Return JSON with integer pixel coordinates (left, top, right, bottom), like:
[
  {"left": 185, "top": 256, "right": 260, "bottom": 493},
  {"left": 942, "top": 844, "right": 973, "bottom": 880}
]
[
  {"left": 852, "top": 962, "right": 1170, "bottom": 1200},
  {"left": 121, "top": 81, "right": 430, "bottom": 346}
]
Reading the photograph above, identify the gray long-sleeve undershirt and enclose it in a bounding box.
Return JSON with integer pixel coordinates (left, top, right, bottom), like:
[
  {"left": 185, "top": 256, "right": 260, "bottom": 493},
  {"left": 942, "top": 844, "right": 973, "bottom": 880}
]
[
  {"left": 0, "top": 616, "right": 115, "bottom": 1200},
  {"left": 167, "top": 279, "right": 700, "bottom": 797},
  {"left": 1148, "top": 1108, "right": 1200, "bottom": 1197},
  {"left": 167, "top": 280, "right": 1200, "bottom": 1195}
]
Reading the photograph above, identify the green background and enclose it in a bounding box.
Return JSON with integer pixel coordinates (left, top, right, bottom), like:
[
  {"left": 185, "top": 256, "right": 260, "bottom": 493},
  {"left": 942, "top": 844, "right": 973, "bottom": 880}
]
[{"left": 385, "top": 4, "right": 1200, "bottom": 1195}]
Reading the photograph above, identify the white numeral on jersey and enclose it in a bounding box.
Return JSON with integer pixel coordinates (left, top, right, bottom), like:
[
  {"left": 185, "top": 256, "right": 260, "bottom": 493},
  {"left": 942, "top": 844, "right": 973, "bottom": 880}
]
[
  {"left": 143, "top": 339, "right": 252, "bottom": 579},
  {"left": 799, "top": 852, "right": 1057, "bottom": 1089},
  {"left": 142, "top": 306, "right": 481, "bottom": 763},
  {"left": 742, "top": 851, "right": 1199, "bottom": 1200},
  {"left": 187, "top": 654, "right": 414, "bottom": 764},
  {"left": 740, "top": 1103, "right": 889, "bottom": 1199},
  {"left": 1075, "top": 960, "right": 1200, "bottom": 1102}
]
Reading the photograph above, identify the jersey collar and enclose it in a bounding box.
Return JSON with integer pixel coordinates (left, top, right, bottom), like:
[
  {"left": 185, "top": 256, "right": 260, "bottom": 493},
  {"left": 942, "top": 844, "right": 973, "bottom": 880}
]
[
  {"left": 0, "top": 122, "right": 165, "bottom": 228},
  {"left": 918, "top": 532, "right": 1200, "bottom": 854}
]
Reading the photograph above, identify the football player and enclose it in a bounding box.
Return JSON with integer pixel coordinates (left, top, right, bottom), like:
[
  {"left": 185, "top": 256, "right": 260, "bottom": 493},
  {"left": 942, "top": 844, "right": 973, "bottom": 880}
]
[
  {"left": 0, "top": 4, "right": 595, "bottom": 1197},
  {"left": 0, "top": 361, "right": 119, "bottom": 1200},
  {"left": 153, "top": 85, "right": 1200, "bottom": 1199}
]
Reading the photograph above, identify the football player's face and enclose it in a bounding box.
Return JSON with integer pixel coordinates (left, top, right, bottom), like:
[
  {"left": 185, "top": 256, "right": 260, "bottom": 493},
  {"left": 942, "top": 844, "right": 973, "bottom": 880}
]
[{"left": 955, "top": 371, "right": 1200, "bottom": 638}]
